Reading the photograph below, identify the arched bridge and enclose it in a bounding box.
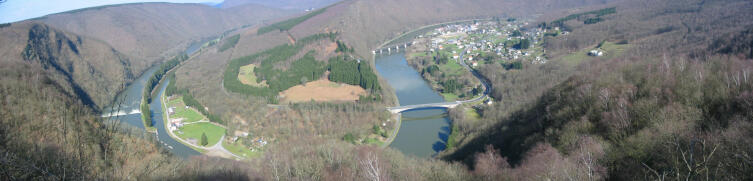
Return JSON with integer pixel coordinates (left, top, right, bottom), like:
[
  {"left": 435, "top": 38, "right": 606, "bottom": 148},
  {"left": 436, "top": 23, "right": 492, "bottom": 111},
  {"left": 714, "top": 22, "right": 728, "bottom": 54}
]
[{"left": 386, "top": 101, "right": 461, "bottom": 114}]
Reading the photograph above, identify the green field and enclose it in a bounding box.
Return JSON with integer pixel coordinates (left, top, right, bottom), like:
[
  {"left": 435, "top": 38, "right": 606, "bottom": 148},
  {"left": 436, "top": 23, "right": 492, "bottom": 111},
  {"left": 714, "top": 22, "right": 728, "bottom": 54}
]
[
  {"left": 560, "top": 41, "right": 629, "bottom": 66},
  {"left": 439, "top": 59, "right": 465, "bottom": 76},
  {"left": 465, "top": 108, "right": 481, "bottom": 121},
  {"left": 363, "top": 137, "right": 384, "bottom": 145},
  {"left": 167, "top": 96, "right": 205, "bottom": 123},
  {"left": 238, "top": 64, "right": 267, "bottom": 87},
  {"left": 442, "top": 93, "right": 459, "bottom": 101},
  {"left": 176, "top": 122, "right": 226, "bottom": 146},
  {"left": 222, "top": 140, "right": 261, "bottom": 158}
]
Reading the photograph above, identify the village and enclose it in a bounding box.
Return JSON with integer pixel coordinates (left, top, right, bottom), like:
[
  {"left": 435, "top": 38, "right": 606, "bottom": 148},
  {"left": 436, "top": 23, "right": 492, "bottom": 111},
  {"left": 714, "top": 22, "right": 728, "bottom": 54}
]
[{"left": 410, "top": 18, "right": 556, "bottom": 68}]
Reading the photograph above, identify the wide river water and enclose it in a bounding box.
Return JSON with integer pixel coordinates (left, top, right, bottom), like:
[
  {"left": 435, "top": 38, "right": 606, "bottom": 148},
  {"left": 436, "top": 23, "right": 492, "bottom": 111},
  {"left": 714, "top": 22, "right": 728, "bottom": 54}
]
[
  {"left": 105, "top": 42, "right": 450, "bottom": 158},
  {"left": 375, "top": 52, "right": 452, "bottom": 157},
  {"left": 102, "top": 40, "right": 207, "bottom": 158}
]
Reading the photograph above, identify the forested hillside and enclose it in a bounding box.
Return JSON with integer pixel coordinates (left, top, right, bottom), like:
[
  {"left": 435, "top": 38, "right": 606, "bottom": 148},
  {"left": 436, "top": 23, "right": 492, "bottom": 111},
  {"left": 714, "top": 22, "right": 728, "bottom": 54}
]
[
  {"left": 440, "top": 0, "right": 753, "bottom": 180},
  {"left": 38, "top": 2, "right": 294, "bottom": 73},
  {"left": 0, "top": 22, "right": 134, "bottom": 109}
]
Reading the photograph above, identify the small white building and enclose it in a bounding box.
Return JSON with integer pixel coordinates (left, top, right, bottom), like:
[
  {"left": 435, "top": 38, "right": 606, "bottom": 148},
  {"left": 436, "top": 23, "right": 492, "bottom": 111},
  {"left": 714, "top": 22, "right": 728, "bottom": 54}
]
[{"left": 588, "top": 49, "right": 604, "bottom": 56}]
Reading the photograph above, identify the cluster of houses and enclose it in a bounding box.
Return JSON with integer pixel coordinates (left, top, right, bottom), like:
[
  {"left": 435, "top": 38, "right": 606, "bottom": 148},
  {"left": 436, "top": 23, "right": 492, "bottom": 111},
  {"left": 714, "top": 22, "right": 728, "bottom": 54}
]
[
  {"left": 167, "top": 106, "right": 185, "bottom": 131},
  {"left": 229, "top": 130, "right": 267, "bottom": 151},
  {"left": 423, "top": 20, "right": 550, "bottom": 66}
]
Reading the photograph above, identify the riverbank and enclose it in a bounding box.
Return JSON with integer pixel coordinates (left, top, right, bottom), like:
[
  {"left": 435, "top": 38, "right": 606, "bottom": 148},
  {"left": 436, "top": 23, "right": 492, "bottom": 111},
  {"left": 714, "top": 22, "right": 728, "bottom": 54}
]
[{"left": 373, "top": 19, "right": 494, "bottom": 157}]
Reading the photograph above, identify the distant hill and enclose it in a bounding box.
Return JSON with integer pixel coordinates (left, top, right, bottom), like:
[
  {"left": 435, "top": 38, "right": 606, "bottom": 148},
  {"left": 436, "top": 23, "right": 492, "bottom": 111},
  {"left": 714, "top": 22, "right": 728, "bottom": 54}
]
[
  {"left": 38, "top": 2, "right": 294, "bottom": 67},
  {"left": 219, "top": 0, "right": 341, "bottom": 10},
  {"left": 0, "top": 2, "right": 293, "bottom": 110}
]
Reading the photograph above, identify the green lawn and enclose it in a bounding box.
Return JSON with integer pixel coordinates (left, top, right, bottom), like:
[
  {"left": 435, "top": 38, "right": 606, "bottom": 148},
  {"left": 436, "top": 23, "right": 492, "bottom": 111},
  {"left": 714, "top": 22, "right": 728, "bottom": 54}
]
[
  {"left": 167, "top": 96, "right": 205, "bottom": 123},
  {"left": 465, "top": 108, "right": 481, "bottom": 121},
  {"left": 176, "top": 122, "right": 226, "bottom": 146},
  {"left": 442, "top": 93, "right": 459, "bottom": 101},
  {"left": 439, "top": 59, "right": 465, "bottom": 76},
  {"left": 362, "top": 137, "right": 384, "bottom": 145},
  {"left": 223, "top": 140, "right": 261, "bottom": 158},
  {"left": 238, "top": 64, "right": 267, "bottom": 87}
]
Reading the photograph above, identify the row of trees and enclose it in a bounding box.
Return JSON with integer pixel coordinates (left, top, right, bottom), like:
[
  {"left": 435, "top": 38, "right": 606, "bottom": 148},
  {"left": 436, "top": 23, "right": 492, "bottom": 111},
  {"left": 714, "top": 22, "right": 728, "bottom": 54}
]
[
  {"left": 549, "top": 7, "right": 616, "bottom": 28},
  {"left": 183, "top": 94, "right": 224, "bottom": 124},
  {"left": 218, "top": 34, "right": 240, "bottom": 52},
  {"left": 256, "top": 7, "right": 328, "bottom": 35},
  {"left": 167, "top": 68, "right": 225, "bottom": 124},
  {"left": 140, "top": 53, "right": 188, "bottom": 127},
  {"left": 144, "top": 54, "right": 188, "bottom": 102}
]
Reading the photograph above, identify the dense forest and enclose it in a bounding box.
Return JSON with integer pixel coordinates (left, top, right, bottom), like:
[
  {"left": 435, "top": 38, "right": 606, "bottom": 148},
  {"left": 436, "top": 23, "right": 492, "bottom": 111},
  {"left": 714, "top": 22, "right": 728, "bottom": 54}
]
[
  {"left": 223, "top": 33, "right": 336, "bottom": 99},
  {"left": 328, "top": 56, "right": 381, "bottom": 91},
  {"left": 218, "top": 34, "right": 241, "bottom": 52},
  {"left": 223, "top": 33, "right": 380, "bottom": 102}
]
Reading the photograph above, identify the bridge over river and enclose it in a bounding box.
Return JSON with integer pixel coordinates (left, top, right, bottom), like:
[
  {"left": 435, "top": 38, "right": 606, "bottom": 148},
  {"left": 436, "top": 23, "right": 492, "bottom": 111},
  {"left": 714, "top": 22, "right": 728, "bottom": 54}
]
[{"left": 385, "top": 46, "right": 491, "bottom": 113}]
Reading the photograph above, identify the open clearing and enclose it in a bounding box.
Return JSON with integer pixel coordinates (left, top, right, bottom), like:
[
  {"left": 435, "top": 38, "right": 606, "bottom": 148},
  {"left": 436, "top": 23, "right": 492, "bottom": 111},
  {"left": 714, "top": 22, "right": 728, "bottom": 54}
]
[
  {"left": 167, "top": 96, "right": 205, "bottom": 123},
  {"left": 176, "top": 122, "right": 226, "bottom": 146},
  {"left": 560, "top": 41, "right": 629, "bottom": 66},
  {"left": 238, "top": 64, "right": 268, "bottom": 87},
  {"left": 279, "top": 79, "right": 366, "bottom": 103},
  {"left": 223, "top": 140, "right": 261, "bottom": 158}
]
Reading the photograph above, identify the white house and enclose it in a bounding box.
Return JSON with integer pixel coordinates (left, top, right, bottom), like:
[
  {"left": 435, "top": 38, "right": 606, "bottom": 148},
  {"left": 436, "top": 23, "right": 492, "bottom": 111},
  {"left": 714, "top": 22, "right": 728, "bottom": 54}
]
[{"left": 588, "top": 49, "right": 604, "bottom": 56}]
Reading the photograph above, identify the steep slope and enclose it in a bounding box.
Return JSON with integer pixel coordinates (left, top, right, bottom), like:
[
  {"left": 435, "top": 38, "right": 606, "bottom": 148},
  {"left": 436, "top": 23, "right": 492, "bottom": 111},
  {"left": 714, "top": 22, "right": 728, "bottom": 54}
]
[
  {"left": 439, "top": 0, "right": 753, "bottom": 179},
  {"left": 0, "top": 2, "right": 296, "bottom": 110},
  {"left": 38, "top": 3, "right": 293, "bottom": 67},
  {"left": 0, "top": 22, "right": 134, "bottom": 108}
]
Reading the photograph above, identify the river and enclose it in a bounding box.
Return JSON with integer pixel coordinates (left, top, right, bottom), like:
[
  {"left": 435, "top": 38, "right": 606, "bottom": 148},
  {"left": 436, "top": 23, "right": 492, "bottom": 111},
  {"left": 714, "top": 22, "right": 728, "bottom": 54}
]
[
  {"left": 102, "top": 66, "right": 157, "bottom": 129},
  {"left": 101, "top": 40, "right": 208, "bottom": 158},
  {"left": 375, "top": 52, "right": 452, "bottom": 158},
  {"left": 153, "top": 78, "right": 200, "bottom": 158}
]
